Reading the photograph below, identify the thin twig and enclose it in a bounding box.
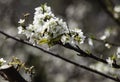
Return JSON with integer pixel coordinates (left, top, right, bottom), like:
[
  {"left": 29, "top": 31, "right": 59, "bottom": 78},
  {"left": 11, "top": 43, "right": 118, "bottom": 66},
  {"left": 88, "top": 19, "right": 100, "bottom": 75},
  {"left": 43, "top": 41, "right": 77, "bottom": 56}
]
[
  {"left": 0, "top": 30, "right": 120, "bottom": 82},
  {"left": 98, "top": 0, "right": 120, "bottom": 26}
]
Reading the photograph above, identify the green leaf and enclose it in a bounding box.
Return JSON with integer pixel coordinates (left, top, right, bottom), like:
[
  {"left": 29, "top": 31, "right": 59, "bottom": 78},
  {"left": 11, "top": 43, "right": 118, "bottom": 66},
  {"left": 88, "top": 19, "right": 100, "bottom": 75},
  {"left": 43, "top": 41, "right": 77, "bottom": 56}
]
[
  {"left": 111, "top": 55, "right": 117, "bottom": 60},
  {"left": 38, "top": 38, "right": 49, "bottom": 44}
]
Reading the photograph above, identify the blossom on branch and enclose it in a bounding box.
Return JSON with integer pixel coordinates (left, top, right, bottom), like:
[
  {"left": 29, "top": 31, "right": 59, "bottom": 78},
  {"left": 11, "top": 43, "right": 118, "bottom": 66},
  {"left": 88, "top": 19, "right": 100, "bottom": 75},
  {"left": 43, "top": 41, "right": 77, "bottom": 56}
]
[
  {"left": 61, "top": 29, "right": 85, "bottom": 45},
  {"left": 88, "top": 38, "right": 93, "bottom": 47},
  {"left": 116, "top": 47, "right": 120, "bottom": 58},
  {"left": 114, "top": 5, "right": 120, "bottom": 13},
  {"left": 18, "top": 19, "right": 25, "bottom": 24},
  {"left": 18, "top": 4, "right": 85, "bottom": 46},
  {"left": 18, "top": 26, "right": 24, "bottom": 34},
  {"left": 106, "top": 57, "right": 113, "bottom": 66}
]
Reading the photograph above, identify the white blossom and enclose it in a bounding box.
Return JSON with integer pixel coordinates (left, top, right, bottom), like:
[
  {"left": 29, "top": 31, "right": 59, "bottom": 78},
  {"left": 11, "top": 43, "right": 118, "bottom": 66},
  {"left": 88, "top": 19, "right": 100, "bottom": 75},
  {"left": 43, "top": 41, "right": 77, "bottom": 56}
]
[
  {"left": 60, "top": 28, "right": 85, "bottom": 45},
  {"left": 61, "top": 35, "right": 67, "bottom": 44},
  {"left": 100, "top": 29, "right": 110, "bottom": 40},
  {"left": 18, "top": 26, "right": 24, "bottom": 34},
  {"left": 105, "top": 43, "right": 111, "bottom": 49},
  {"left": 100, "top": 35, "right": 106, "bottom": 40},
  {"left": 114, "top": 5, "right": 120, "bottom": 13},
  {"left": 18, "top": 19, "right": 25, "bottom": 24},
  {"left": 69, "top": 35, "right": 75, "bottom": 45},
  {"left": 0, "top": 58, "right": 6, "bottom": 66},
  {"left": 106, "top": 57, "right": 113, "bottom": 66},
  {"left": 70, "top": 28, "right": 85, "bottom": 44},
  {"left": 116, "top": 47, "right": 120, "bottom": 58},
  {"left": 24, "top": 30, "right": 34, "bottom": 39},
  {"left": 88, "top": 38, "right": 93, "bottom": 46},
  {"left": 114, "top": 13, "right": 119, "bottom": 18},
  {"left": 0, "top": 58, "right": 6, "bottom": 63}
]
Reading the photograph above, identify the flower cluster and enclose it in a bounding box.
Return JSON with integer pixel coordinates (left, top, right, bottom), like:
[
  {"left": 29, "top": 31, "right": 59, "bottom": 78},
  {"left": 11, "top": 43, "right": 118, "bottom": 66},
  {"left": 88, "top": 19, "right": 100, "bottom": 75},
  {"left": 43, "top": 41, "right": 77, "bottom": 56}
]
[
  {"left": 105, "top": 47, "right": 120, "bottom": 67},
  {"left": 18, "top": 4, "right": 85, "bottom": 46},
  {"left": 61, "top": 28, "right": 85, "bottom": 45}
]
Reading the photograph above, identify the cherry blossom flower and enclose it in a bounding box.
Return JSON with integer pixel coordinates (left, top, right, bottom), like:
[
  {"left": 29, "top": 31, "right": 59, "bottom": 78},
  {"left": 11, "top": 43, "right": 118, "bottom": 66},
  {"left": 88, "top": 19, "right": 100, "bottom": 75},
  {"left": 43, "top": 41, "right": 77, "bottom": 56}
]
[
  {"left": 88, "top": 38, "right": 93, "bottom": 46},
  {"left": 18, "top": 26, "right": 24, "bottom": 34},
  {"left": 18, "top": 19, "right": 25, "bottom": 24},
  {"left": 114, "top": 5, "right": 120, "bottom": 13},
  {"left": 105, "top": 43, "right": 111, "bottom": 49}
]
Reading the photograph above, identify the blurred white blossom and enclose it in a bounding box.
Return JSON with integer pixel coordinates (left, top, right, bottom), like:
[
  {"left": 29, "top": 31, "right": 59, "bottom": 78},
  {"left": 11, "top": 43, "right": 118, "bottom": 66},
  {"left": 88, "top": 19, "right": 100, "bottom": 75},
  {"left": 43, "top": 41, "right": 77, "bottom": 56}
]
[
  {"left": 61, "top": 28, "right": 85, "bottom": 45},
  {"left": 18, "top": 4, "right": 85, "bottom": 46},
  {"left": 100, "top": 29, "right": 110, "bottom": 40},
  {"left": 114, "top": 13, "right": 119, "bottom": 18},
  {"left": 61, "top": 35, "right": 67, "bottom": 44},
  {"left": 116, "top": 47, "right": 120, "bottom": 58},
  {"left": 106, "top": 57, "right": 113, "bottom": 66},
  {"left": 18, "top": 19, "right": 25, "bottom": 24},
  {"left": 0, "top": 58, "right": 6, "bottom": 66},
  {"left": 18, "top": 26, "right": 24, "bottom": 34},
  {"left": 114, "top": 5, "right": 120, "bottom": 13},
  {"left": 88, "top": 38, "right": 93, "bottom": 46},
  {"left": 105, "top": 43, "right": 111, "bottom": 49},
  {"left": 100, "top": 35, "right": 106, "bottom": 40}
]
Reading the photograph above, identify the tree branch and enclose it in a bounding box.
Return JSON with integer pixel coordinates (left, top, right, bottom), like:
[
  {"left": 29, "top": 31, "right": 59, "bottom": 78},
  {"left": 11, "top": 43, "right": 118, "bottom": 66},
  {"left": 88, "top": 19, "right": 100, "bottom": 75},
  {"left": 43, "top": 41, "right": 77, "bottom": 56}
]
[
  {"left": 0, "top": 30, "right": 120, "bottom": 82},
  {"left": 0, "top": 65, "right": 27, "bottom": 82},
  {"left": 58, "top": 42, "right": 120, "bottom": 68}
]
